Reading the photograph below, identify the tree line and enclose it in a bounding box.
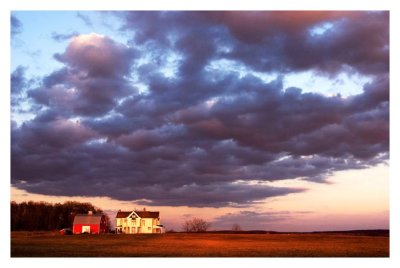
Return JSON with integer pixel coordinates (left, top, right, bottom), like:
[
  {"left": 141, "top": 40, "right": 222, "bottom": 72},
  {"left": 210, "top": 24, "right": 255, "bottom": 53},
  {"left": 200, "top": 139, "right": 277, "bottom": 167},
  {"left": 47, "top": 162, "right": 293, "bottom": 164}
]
[{"left": 11, "top": 201, "right": 107, "bottom": 231}]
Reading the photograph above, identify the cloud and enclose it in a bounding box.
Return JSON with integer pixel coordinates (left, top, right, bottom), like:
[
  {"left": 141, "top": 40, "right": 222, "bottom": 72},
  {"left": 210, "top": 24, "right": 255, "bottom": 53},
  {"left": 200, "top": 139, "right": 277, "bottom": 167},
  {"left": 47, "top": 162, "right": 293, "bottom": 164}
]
[
  {"left": 51, "top": 31, "right": 80, "bottom": 42},
  {"left": 11, "top": 11, "right": 389, "bottom": 207},
  {"left": 76, "top": 12, "right": 93, "bottom": 28},
  {"left": 11, "top": 66, "right": 35, "bottom": 109},
  {"left": 29, "top": 33, "right": 138, "bottom": 116},
  {"left": 11, "top": 15, "right": 23, "bottom": 37},
  {"left": 212, "top": 11, "right": 389, "bottom": 75},
  {"left": 11, "top": 66, "right": 27, "bottom": 95},
  {"left": 211, "top": 210, "right": 313, "bottom": 230},
  {"left": 13, "top": 116, "right": 96, "bottom": 151},
  {"left": 55, "top": 33, "right": 136, "bottom": 77},
  {"left": 15, "top": 179, "right": 304, "bottom": 208},
  {"left": 11, "top": 117, "right": 97, "bottom": 182}
]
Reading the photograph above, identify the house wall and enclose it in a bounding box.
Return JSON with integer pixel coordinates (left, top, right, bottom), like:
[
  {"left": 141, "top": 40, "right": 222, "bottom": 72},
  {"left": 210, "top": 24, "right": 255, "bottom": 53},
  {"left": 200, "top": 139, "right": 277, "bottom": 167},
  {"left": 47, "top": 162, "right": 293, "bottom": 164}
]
[
  {"left": 115, "top": 217, "right": 161, "bottom": 234},
  {"left": 140, "top": 218, "right": 154, "bottom": 233},
  {"left": 116, "top": 217, "right": 137, "bottom": 234}
]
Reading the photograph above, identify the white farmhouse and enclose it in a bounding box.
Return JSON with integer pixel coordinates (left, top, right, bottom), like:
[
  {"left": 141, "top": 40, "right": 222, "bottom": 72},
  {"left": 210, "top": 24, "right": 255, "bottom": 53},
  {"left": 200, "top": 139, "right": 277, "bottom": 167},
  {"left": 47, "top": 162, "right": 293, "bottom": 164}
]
[{"left": 115, "top": 208, "right": 165, "bottom": 234}]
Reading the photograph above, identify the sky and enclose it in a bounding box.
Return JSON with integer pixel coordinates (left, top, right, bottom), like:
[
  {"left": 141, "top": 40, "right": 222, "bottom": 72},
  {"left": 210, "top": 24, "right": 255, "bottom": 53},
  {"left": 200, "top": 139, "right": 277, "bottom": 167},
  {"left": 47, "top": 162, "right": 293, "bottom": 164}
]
[{"left": 10, "top": 10, "right": 389, "bottom": 232}]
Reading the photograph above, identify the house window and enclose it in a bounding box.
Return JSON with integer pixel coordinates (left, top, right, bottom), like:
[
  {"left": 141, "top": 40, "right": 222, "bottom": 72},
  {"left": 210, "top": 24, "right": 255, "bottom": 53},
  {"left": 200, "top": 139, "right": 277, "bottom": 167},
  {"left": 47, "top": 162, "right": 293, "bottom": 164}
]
[
  {"left": 148, "top": 227, "right": 151, "bottom": 230},
  {"left": 141, "top": 219, "right": 145, "bottom": 226}
]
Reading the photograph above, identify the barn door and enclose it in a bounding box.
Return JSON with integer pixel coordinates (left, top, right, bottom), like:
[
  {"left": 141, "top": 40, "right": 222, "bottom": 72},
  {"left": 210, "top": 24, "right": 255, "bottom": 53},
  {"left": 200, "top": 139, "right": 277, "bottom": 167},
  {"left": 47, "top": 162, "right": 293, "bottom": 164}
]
[{"left": 82, "top": 226, "right": 91, "bottom": 233}]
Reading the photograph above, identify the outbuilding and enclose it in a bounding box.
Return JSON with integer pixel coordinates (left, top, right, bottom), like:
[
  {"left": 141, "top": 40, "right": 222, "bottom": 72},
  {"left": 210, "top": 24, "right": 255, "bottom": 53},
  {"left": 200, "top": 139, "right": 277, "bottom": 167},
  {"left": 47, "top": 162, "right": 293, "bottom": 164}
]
[{"left": 72, "top": 211, "right": 108, "bottom": 234}]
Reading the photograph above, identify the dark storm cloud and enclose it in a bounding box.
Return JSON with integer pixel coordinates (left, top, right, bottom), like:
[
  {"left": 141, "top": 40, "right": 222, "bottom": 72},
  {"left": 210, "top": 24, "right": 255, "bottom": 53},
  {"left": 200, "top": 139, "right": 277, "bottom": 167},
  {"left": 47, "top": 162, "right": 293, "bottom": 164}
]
[
  {"left": 11, "top": 15, "right": 23, "bottom": 37},
  {"left": 211, "top": 11, "right": 389, "bottom": 75},
  {"left": 12, "top": 11, "right": 389, "bottom": 207}
]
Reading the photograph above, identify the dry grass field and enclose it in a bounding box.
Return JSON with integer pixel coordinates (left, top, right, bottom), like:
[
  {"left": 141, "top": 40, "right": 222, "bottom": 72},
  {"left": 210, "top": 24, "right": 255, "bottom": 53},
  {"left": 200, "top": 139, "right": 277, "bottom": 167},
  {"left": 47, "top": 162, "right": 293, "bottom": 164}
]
[{"left": 11, "top": 231, "right": 389, "bottom": 257}]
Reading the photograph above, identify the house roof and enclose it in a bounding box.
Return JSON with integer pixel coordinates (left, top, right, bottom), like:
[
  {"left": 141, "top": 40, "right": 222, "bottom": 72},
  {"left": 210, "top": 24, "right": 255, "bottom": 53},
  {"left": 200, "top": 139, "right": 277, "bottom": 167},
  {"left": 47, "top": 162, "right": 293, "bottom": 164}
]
[
  {"left": 73, "top": 214, "right": 103, "bottom": 225},
  {"left": 135, "top": 211, "right": 159, "bottom": 218},
  {"left": 116, "top": 211, "right": 132, "bottom": 218},
  {"left": 115, "top": 210, "right": 159, "bottom": 218}
]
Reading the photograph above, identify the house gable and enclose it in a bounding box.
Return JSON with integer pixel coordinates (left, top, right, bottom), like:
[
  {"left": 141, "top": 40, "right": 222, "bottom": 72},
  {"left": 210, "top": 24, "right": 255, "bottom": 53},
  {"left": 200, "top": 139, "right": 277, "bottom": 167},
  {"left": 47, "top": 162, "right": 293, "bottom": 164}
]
[
  {"left": 115, "top": 210, "right": 142, "bottom": 219},
  {"left": 129, "top": 211, "right": 140, "bottom": 219}
]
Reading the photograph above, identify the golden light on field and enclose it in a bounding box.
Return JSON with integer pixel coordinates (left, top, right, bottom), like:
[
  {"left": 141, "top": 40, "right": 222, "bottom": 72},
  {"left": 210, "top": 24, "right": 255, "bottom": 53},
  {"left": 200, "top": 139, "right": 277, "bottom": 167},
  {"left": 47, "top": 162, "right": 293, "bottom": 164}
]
[{"left": 11, "top": 232, "right": 389, "bottom": 257}]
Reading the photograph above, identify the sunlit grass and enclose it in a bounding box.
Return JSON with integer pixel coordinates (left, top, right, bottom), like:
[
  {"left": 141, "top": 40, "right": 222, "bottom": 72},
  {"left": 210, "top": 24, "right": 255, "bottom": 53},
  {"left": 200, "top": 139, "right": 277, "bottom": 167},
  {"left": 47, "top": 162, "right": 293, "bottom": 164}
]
[{"left": 11, "top": 231, "right": 389, "bottom": 257}]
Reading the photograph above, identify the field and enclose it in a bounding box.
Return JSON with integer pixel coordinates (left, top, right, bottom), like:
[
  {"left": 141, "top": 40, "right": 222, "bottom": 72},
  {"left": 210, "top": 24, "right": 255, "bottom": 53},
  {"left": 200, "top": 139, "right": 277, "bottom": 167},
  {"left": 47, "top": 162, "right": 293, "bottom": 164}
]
[{"left": 11, "top": 231, "right": 389, "bottom": 257}]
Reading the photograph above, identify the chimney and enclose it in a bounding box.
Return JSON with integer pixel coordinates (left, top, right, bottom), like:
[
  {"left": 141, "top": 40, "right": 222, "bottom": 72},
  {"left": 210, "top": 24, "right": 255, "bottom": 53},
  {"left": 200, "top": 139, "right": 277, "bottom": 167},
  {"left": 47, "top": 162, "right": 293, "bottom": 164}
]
[
  {"left": 143, "top": 207, "right": 146, "bottom": 211},
  {"left": 88, "top": 211, "right": 93, "bottom": 215}
]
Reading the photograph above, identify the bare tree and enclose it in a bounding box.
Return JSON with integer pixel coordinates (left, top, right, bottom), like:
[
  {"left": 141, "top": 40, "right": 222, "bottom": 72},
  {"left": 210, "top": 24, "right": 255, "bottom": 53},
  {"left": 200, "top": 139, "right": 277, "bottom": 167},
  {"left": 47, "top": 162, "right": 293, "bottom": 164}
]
[
  {"left": 232, "top": 223, "right": 242, "bottom": 232},
  {"left": 182, "top": 218, "right": 192, "bottom": 232},
  {"left": 182, "top": 217, "right": 211, "bottom": 232}
]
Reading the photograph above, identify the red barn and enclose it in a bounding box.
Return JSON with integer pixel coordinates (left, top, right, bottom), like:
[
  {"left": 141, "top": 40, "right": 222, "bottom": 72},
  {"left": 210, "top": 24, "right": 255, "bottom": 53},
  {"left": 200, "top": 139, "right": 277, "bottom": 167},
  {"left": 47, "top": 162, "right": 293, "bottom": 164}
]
[{"left": 72, "top": 211, "right": 108, "bottom": 234}]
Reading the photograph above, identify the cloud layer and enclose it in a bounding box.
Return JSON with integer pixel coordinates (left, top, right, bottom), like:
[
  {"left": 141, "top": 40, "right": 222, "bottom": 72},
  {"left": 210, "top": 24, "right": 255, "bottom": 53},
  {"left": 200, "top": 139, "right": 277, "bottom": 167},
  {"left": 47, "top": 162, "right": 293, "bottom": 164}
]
[
  {"left": 211, "top": 210, "right": 312, "bottom": 230},
  {"left": 11, "top": 11, "right": 389, "bottom": 207}
]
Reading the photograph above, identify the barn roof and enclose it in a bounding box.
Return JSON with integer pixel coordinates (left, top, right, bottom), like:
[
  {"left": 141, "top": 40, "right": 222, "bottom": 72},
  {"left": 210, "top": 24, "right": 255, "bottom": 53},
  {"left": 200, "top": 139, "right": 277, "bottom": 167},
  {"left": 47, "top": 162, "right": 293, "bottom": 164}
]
[
  {"left": 115, "top": 210, "right": 159, "bottom": 218},
  {"left": 73, "top": 214, "right": 103, "bottom": 225}
]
